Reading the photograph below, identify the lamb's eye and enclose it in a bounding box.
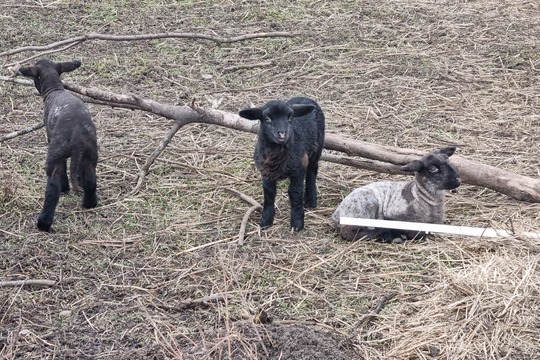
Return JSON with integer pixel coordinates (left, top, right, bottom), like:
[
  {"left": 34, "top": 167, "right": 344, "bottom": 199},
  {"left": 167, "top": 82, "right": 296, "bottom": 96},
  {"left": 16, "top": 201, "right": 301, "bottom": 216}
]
[
  {"left": 428, "top": 166, "right": 439, "bottom": 173},
  {"left": 264, "top": 117, "right": 272, "bottom": 123}
]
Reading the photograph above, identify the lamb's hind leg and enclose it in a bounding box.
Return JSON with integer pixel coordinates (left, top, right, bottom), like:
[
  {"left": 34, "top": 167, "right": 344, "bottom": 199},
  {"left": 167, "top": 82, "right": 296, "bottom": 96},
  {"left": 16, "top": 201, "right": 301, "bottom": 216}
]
[
  {"left": 60, "top": 160, "right": 70, "bottom": 193},
  {"left": 69, "top": 151, "right": 83, "bottom": 193},
  {"left": 37, "top": 161, "right": 63, "bottom": 232},
  {"left": 339, "top": 226, "right": 379, "bottom": 241},
  {"left": 304, "top": 159, "right": 319, "bottom": 209},
  {"left": 80, "top": 158, "right": 97, "bottom": 209}
]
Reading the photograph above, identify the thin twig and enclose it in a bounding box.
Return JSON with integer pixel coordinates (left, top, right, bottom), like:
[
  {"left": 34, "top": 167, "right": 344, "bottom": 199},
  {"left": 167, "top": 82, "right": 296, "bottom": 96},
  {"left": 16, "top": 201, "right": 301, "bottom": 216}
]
[
  {"left": 344, "top": 292, "right": 397, "bottom": 344},
  {"left": 5, "top": 41, "right": 83, "bottom": 68},
  {"left": 152, "top": 294, "right": 225, "bottom": 311},
  {"left": 130, "top": 118, "right": 191, "bottom": 195},
  {"left": 0, "top": 31, "right": 296, "bottom": 58},
  {"left": 223, "top": 61, "right": 274, "bottom": 72},
  {"left": 224, "top": 187, "right": 262, "bottom": 245}
]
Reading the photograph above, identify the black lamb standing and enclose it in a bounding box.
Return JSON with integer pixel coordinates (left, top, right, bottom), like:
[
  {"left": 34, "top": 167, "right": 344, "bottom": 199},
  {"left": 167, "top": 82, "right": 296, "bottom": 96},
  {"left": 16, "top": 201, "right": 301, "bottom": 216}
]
[
  {"left": 239, "top": 97, "right": 325, "bottom": 231},
  {"left": 17, "top": 59, "right": 98, "bottom": 232}
]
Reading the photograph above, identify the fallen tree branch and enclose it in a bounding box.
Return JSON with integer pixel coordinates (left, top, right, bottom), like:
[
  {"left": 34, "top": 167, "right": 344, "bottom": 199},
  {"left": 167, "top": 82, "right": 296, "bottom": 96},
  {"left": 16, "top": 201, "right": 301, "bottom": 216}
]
[
  {"left": 2, "top": 75, "right": 540, "bottom": 202},
  {"left": 0, "top": 121, "right": 44, "bottom": 142},
  {"left": 0, "top": 31, "right": 296, "bottom": 59},
  {"left": 0, "top": 278, "right": 75, "bottom": 287},
  {"left": 321, "top": 153, "right": 402, "bottom": 175}
]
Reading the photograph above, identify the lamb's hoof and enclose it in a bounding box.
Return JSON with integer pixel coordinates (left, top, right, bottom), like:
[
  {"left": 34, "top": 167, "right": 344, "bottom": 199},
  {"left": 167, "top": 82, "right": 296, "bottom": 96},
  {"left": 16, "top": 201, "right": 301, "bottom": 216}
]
[
  {"left": 304, "top": 201, "right": 317, "bottom": 209},
  {"left": 392, "top": 237, "right": 404, "bottom": 244},
  {"left": 260, "top": 220, "right": 274, "bottom": 229},
  {"left": 37, "top": 222, "right": 55, "bottom": 233}
]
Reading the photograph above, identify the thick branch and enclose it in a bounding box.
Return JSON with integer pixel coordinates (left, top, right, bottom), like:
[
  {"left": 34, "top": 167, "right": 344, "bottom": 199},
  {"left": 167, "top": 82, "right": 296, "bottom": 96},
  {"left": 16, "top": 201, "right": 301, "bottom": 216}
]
[
  {"left": 2, "top": 76, "right": 540, "bottom": 202},
  {"left": 0, "top": 31, "right": 295, "bottom": 58},
  {"left": 0, "top": 278, "right": 76, "bottom": 287},
  {"left": 321, "top": 153, "right": 403, "bottom": 175}
]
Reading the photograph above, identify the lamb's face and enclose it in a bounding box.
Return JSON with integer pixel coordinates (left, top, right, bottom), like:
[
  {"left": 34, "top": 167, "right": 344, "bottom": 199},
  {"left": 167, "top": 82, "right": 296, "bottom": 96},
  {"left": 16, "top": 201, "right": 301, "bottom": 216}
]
[
  {"left": 260, "top": 101, "right": 295, "bottom": 144},
  {"left": 401, "top": 147, "right": 461, "bottom": 192},
  {"left": 239, "top": 100, "right": 317, "bottom": 145},
  {"left": 239, "top": 100, "right": 294, "bottom": 144},
  {"left": 418, "top": 153, "right": 461, "bottom": 191}
]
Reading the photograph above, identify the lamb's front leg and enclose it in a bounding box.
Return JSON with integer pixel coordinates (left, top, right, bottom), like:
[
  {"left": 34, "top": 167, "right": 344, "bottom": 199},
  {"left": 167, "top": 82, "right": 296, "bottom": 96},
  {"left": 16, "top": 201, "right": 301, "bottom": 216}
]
[
  {"left": 289, "top": 175, "right": 306, "bottom": 231},
  {"left": 261, "top": 178, "right": 277, "bottom": 229}
]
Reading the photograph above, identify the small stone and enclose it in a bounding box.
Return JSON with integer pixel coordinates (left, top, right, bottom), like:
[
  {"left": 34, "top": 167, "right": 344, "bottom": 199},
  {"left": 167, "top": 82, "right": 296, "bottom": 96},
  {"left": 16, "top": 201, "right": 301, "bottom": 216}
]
[{"left": 59, "top": 310, "right": 72, "bottom": 318}]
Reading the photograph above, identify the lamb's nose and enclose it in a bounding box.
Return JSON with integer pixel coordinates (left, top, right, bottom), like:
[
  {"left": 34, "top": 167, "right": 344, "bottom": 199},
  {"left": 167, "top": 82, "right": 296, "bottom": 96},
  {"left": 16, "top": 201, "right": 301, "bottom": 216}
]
[{"left": 278, "top": 132, "right": 286, "bottom": 139}]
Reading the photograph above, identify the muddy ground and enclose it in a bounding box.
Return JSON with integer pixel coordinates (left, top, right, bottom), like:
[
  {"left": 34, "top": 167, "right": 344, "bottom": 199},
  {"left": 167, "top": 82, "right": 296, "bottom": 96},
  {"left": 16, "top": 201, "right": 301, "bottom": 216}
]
[{"left": 1, "top": 1, "right": 540, "bottom": 359}]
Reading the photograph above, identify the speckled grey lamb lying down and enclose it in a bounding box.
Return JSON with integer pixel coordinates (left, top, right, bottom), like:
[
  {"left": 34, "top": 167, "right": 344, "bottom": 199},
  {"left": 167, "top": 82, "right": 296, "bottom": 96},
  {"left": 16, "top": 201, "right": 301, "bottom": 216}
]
[{"left": 332, "top": 147, "right": 461, "bottom": 243}]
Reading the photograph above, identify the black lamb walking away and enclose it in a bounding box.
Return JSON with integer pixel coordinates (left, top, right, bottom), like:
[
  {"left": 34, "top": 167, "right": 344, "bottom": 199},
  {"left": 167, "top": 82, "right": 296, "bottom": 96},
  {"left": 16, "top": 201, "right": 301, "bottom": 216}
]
[
  {"left": 239, "top": 97, "right": 325, "bottom": 231},
  {"left": 332, "top": 147, "right": 461, "bottom": 243},
  {"left": 17, "top": 59, "right": 98, "bottom": 232}
]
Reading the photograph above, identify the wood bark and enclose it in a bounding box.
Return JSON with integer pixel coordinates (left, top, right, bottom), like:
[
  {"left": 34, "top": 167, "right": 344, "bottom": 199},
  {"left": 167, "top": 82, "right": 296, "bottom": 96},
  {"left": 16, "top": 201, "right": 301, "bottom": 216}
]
[{"left": 2, "top": 75, "right": 540, "bottom": 202}]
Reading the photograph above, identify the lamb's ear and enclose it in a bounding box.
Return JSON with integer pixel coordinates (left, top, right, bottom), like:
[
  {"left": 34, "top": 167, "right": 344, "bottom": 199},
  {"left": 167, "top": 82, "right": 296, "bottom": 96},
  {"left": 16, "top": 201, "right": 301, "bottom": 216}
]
[
  {"left": 18, "top": 65, "right": 39, "bottom": 78},
  {"left": 57, "top": 60, "right": 82, "bottom": 74},
  {"left": 239, "top": 107, "right": 263, "bottom": 121},
  {"left": 401, "top": 160, "right": 423, "bottom": 173},
  {"left": 438, "top": 146, "right": 456, "bottom": 157},
  {"left": 292, "top": 104, "right": 315, "bottom": 117}
]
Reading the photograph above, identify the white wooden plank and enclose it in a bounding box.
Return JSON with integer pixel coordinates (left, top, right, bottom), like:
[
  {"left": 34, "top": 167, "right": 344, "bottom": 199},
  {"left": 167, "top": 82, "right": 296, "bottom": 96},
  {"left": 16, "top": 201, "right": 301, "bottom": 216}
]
[{"left": 339, "top": 217, "right": 540, "bottom": 239}]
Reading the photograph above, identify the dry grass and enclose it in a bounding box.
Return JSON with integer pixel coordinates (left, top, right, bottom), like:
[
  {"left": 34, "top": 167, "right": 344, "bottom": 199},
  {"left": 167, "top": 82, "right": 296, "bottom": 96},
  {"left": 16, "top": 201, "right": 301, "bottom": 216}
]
[{"left": 1, "top": 0, "right": 540, "bottom": 359}]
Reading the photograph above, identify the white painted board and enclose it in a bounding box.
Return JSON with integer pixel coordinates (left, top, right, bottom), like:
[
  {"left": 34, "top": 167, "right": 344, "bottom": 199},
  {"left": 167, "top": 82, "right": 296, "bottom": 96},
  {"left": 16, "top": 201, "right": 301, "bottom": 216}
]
[{"left": 339, "top": 217, "right": 540, "bottom": 239}]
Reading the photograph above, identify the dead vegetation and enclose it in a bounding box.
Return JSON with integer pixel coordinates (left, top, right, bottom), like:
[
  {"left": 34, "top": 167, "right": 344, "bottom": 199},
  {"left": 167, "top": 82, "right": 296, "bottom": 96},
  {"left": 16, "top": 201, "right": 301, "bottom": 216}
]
[{"left": 1, "top": 0, "right": 540, "bottom": 359}]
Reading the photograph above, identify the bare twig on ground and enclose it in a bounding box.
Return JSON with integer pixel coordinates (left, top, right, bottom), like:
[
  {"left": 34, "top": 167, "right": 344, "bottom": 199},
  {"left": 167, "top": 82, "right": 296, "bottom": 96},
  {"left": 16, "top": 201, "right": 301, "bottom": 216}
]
[
  {"left": 343, "top": 292, "right": 397, "bottom": 345},
  {"left": 0, "top": 31, "right": 296, "bottom": 59},
  {"left": 153, "top": 294, "right": 225, "bottom": 311},
  {"left": 223, "top": 61, "right": 274, "bottom": 72},
  {"left": 7, "top": 41, "right": 84, "bottom": 68},
  {"left": 131, "top": 118, "right": 191, "bottom": 195},
  {"left": 224, "top": 187, "right": 262, "bottom": 245}
]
